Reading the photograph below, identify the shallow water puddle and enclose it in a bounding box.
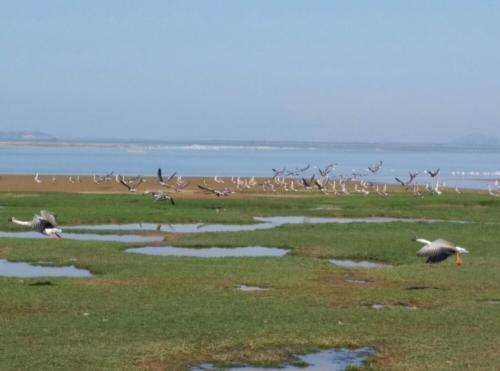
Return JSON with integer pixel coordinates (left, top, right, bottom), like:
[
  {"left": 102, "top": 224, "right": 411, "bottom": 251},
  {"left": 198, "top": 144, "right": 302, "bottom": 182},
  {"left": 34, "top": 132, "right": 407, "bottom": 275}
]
[
  {"left": 235, "top": 284, "right": 270, "bottom": 292},
  {"left": 64, "top": 215, "right": 449, "bottom": 234},
  {"left": 65, "top": 222, "right": 276, "bottom": 233},
  {"left": 191, "top": 347, "right": 375, "bottom": 370},
  {"left": 0, "top": 231, "right": 163, "bottom": 243},
  {"left": 330, "top": 259, "right": 388, "bottom": 268},
  {"left": 0, "top": 259, "right": 91, "bottom": 277},
  {"left": 254, "top": 216, "right": 447, "bottom": 225},
  {"left": 125, "top": 246, "right": 288, "bottom": 258}
]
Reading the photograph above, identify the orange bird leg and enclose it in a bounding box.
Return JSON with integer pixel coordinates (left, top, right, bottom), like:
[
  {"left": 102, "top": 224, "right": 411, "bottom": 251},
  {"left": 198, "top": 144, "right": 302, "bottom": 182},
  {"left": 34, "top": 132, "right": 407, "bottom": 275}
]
[{"left": 455, "top": 253, "right": 463, "bottom": 266}]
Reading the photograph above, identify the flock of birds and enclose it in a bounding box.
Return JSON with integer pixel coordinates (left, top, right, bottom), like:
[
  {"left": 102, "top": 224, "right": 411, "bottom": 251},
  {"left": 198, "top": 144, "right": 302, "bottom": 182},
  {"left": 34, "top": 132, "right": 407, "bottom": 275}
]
[
  {"left": 8, "top": 159, "right": 479, "bottom": 266},
  {"left": 28, "top": 160, "right": 500, "bottom": 199}
]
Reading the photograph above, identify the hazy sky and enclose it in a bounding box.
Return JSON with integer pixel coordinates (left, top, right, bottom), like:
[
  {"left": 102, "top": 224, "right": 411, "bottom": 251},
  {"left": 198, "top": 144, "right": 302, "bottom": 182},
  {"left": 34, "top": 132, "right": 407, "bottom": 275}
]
[{"left": 1, "top": 1, "right": 499, "bottom": 142}]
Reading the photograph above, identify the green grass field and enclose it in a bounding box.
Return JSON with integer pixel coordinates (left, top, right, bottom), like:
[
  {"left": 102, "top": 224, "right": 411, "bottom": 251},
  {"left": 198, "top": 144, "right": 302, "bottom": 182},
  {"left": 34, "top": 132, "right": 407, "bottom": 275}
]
[{"left": 1, "top": 191, "right": 499, "bottom": 370}]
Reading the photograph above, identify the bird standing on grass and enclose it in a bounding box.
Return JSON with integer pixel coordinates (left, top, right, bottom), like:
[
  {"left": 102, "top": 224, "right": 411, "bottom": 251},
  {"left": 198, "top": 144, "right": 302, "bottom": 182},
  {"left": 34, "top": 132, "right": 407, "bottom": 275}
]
[
  {"left": 413, "top": 238, "right": 468, "bottom": 265},
  {"left": 9, "top": 210, "right": 62, "bottom": 239}
]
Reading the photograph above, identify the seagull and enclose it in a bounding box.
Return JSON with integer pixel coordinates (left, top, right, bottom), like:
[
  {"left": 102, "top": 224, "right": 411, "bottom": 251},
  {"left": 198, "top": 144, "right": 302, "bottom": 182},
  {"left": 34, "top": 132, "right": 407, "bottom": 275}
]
[
  {"left": 9, "top": 210, "right": 62, "bottom": 239},
  {"left": 368, "top": 160, "right": 383, "bottom": 174},
  {"left": 413, "top": 238, "right": 469, "bottom": 265},
  {"left": 34, "top": 173, "right": 42, "bottom": 183},
  {"left": 426, "top": 168, "right": 440, "bottom": 178}
]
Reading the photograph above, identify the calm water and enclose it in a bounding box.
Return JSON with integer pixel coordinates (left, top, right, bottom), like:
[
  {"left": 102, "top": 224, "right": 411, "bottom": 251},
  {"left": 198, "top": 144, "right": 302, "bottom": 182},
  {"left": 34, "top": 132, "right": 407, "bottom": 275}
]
[
  {"left": 125, "top": 246, "right": 288, "bottom": 258},
  {"left": 1, "top": 141, "right": 500, "bottom": 188},
  {"left": 0, "top": 259, "right": 91, "bottom": 277},
  {"left": 191, "top": 347, "right": 375, "bottom": 370}
]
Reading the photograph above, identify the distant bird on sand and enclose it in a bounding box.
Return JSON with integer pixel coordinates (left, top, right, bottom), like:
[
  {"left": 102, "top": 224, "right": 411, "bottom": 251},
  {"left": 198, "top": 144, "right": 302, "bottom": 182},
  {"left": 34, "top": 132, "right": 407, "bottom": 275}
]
[
  {"left": 34, "top": 173, "right": 42, "bottom": 183},
  {"left": 413, "top": 238, "right": 468, "bottom": 265},
  {"left": 9, "top": 210, "right": 62, "bottom": 239}
]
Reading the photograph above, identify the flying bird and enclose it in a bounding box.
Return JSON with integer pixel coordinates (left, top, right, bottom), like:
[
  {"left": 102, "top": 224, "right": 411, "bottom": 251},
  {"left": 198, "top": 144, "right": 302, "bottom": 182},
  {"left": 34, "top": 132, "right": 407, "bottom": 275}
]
[
  {"left": 413, "top": 238, "right": 469, "bottom": 265},
  {"left": 426, "top": 168, "right": 440, "bottom": 178},
  {"left": 368, "top": 160, "right": 383, "bottom": 174},
  {"left": 197, "top": 185, "right": 233, "bottom": 197},
  {"left": 157, "top": 168, "right": 177, "bottom": 186},
  {"left": 119, "top": 176, "right": 144, "bottom": 192},
  {"left": 9, "top": 210, "right": 62, "bottom": 239},
  {"left": 143, "top": 190, "right": 175, "bottom": 205},
  {"left": 301, "top": 175, "right": 316, "bottom": 188}
]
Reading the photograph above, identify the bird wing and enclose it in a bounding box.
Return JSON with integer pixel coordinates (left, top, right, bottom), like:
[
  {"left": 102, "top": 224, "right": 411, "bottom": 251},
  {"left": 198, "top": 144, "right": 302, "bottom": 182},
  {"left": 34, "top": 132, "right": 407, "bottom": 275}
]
[
  {"left": 395, "top": 177, "right": 406, "bottom": 186},
  {"left": 417, "top": 240, "right": 456, "bottom": 257},
  {"left": 39, "top": 210, "right": 58, "bottom": 227},
  {"left": 130, "top": 177, "right": 144, "bottom": 189},
  {"left": 119, "top": 178, "right": 132, "bottom": 190},
  {"left": 198, "top": 185, "right": 214, "bottom": 193},
  {"left": 32, "top": 214, "right": 53, "bottom": 231},
  {"left": 166, "top": 172, "right": 177, "bottom": 182},
  {"left": 157, "top": 168, "right": 164, "bottom": 183}
]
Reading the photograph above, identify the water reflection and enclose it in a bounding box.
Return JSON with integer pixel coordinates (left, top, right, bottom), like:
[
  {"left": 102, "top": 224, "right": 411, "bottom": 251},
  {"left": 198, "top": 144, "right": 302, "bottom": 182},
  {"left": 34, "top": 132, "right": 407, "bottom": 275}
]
[
  {"left": 329, "top": 259, "right": 388, "bottom": 268},
  {"left": 191, "top": 347, "right": 375, "bottom": 370},
  {"left": 125, "top": 246, "right": 288, "bottom": 258}
]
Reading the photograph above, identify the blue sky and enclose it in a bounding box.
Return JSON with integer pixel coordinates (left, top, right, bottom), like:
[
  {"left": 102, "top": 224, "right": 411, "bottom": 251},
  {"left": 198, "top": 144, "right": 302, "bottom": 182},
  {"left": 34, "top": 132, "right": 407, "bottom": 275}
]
[{"left": 1, "top": 1, "right": 499, "bottom": 142}]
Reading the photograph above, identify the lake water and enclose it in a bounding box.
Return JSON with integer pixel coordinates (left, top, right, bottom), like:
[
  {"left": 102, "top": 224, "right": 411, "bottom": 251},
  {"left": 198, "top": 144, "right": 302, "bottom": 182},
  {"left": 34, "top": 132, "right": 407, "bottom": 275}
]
[{"left": 1, "top": 141, "right": 500, "bottom": 188}]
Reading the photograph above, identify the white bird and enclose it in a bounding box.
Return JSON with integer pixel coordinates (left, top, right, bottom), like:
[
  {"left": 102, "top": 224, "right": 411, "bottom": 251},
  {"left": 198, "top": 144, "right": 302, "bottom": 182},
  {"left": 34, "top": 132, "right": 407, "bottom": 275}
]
[
  {"left": 34, "top": 173, "right": 42, "bottom": 183},
  {"left": 9, "top": 210, "right": 62, "bottom": 239},
  {"left": 413, "top": 238, "right": 469, "bottom": 265}
]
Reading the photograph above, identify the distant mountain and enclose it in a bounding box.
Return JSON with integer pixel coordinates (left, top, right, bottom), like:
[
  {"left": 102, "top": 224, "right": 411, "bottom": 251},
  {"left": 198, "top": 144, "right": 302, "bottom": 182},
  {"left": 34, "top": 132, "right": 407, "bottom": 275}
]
[
  {"left": 449, "top": 133, "right": 500, "bottom": 146},
  {"left": 0, "top": 131, "right": 56, "bottom": 141}
]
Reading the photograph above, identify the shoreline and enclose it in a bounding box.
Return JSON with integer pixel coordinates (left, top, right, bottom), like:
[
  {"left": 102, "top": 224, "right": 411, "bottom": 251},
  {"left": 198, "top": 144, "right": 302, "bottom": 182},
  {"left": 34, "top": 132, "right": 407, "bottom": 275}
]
[{"left": 0, "top": 174, "right": 488, "bottom": 194}]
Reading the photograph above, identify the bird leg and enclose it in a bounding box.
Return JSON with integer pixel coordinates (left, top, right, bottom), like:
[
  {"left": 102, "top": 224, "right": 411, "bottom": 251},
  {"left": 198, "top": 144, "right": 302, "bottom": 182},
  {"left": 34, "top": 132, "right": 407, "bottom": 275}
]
[{"left": 455, "top": 253, "right": 463, "bottom": 266}]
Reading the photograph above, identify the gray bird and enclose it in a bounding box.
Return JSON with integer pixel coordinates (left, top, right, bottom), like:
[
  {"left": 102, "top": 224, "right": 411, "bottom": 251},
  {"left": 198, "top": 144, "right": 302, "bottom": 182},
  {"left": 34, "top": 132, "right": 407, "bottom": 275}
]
[{"left": 9, "top": 210, "right": 62, "bottom": 239}]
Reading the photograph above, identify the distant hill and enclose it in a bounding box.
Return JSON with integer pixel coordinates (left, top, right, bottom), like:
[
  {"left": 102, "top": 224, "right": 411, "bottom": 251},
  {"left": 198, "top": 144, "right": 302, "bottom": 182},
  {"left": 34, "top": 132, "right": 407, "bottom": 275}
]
[
  {"left": 0, "top": 131, "right": 56, "bottom": 141},
  {"left": 449, "top": 133, "right": 500, "bottom": 146}
]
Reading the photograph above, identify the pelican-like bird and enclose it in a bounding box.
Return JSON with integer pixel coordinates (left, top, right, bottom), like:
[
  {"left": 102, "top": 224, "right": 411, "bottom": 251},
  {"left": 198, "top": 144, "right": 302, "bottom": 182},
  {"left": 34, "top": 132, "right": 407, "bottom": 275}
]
[
  {"left": 413, "top": 238, "right": 468, "bottom": 265},
  {"left": 9, "top": 210, "right": 62, "bottom": 239}
]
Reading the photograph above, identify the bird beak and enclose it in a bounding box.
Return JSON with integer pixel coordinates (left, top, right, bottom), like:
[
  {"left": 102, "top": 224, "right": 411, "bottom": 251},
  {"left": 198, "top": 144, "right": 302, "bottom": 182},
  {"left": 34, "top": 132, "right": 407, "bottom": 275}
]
[{"left": 455, "top": 253, "right": 463, "bottom": 266}]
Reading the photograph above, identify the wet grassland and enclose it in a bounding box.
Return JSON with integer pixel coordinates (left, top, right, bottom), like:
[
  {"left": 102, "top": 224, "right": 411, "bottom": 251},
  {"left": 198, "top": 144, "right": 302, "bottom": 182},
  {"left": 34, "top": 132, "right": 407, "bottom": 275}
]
[{"left": 0, "top": 191, "right": 499, "bottom": 370}]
